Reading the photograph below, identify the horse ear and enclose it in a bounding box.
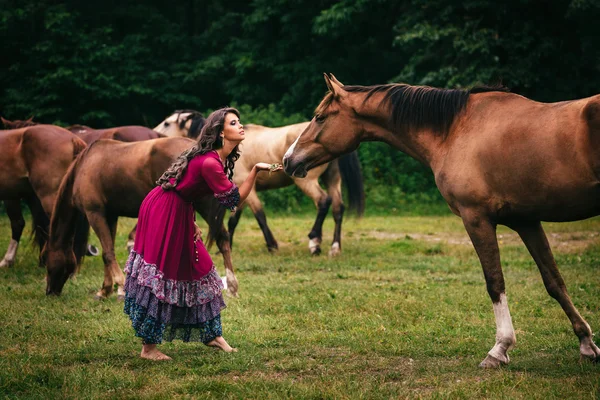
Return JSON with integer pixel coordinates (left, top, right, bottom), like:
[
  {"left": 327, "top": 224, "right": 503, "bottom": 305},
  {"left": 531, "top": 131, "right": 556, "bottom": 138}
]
[
  {"left": 323, "top": 73, "right": 334, "bottom": 92},
  {"left": 27, "top": 116, "right": 34, "bottom": 122},
  {"left": 330, "top": 74, "right": 344, "bottom": 87},
  {"left": 327, "top": 73, "right": 345, "bottom": 99},
  {"left": 0, "top": 116, "right": 8, "bottom": 125}
]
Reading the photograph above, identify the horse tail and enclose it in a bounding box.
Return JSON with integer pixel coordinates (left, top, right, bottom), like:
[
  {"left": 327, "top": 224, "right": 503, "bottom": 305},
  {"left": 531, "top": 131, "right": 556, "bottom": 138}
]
[
  {"left": 71, "top": 135, "right": 87, "bottom": 157},
  {"left": 338, "top": 151, "right": 365, "bottom": 217},
  {"left": 47, "top": 146, "right": 91, "bottom": 268}
]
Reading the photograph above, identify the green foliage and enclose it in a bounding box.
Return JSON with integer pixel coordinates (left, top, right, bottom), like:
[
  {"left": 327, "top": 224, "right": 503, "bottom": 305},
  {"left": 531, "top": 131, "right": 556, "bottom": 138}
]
[{"left": 2, "top": 0, "right": 600, "bottom": 212}]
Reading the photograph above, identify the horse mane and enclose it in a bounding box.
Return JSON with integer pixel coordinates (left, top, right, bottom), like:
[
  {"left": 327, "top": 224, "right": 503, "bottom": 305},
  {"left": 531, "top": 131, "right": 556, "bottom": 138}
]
[
  {"left": 316, "top": 83, "right": 510, "bottom": 136},
  {"left": 171, "top": 109, "right": 206, "bottom": 139}
]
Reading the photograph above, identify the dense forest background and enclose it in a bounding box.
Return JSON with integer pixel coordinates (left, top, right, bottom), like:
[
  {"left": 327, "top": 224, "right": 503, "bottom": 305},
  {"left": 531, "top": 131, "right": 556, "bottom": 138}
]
[{"left": 2, "top": 0, "right": 599, "bottom": 212}]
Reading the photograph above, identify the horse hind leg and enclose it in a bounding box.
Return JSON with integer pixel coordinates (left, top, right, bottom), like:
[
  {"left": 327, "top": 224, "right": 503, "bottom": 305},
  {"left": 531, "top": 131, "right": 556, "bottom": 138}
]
[
  {"left": 461, "top": 210, "right": 515, "bottom": 368},
  {"left": 324, "top": 171, "right": 344, "bottom": 256},
  {"left": 245, "top": 190, "right": 278, "bottom": 252},
  {"left": 126, "top": 223, "right": 137, "bottom": 253},
  {"left": 86, "top": 211, "right": 125, "bottom": 300},
  {"left": 513, "top": 221, "right": 600, "bottom": 363},
  {"left": 294, "top": 178, "right": 331, "bottom": 256},
  {"left": 0, "top": 200, "right": 26, "bottom": 268},
  {"left": 227, "top": 206, "right": 244, "bottom": 249}
]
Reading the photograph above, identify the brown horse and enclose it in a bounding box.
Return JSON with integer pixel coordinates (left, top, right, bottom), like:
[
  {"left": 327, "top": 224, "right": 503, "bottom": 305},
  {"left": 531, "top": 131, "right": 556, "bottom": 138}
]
[
  {"left": 0, "top": 124, "right": 87, "bottom": 267},
  {"left": 66, "top": 124, "right": 165, "bottom": 144},
  {"left": 44, "top": 137, "right": 240, "bottom": 298},
  {"left": 156, "top": 111, "right": 365, "bottom": 255},
  {"left": 283, "top": 74, "right": 600, "bottom": 367}
]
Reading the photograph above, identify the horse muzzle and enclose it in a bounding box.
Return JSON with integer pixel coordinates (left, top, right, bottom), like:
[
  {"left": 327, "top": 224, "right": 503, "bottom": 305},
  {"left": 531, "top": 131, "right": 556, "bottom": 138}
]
[{"left": 283, "top": 156, "right": 308, "bottom": 178}]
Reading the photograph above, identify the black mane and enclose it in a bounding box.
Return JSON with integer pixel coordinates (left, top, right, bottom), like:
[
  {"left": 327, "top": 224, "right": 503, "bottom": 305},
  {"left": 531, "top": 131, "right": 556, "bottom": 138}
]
[
  {"left": 172, "top": 109, "right": 206, "bottom": 139},
  {"left": 342, "top": 83, "right": 509, "bottom": 136}
]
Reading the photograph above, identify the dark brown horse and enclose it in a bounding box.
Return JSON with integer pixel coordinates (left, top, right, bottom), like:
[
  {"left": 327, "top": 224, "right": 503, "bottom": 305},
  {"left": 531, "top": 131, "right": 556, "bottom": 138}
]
[
  {"left": 283, "top": 74, "right": 600, "bottom": 367},
  {"left": 156, "top": 111, "right": 365, "bottom": 255},
  {"left": 0, "top": 123, "right": 87, "bottom": 267},
  {"left": 44, "top": 137, "right": 239, "bottom": 298}
]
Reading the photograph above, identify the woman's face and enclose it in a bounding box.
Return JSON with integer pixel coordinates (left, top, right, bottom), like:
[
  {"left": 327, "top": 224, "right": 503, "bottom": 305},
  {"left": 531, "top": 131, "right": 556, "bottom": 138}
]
[{"left": 221, "top": 112, "right": 244, "bottom": 143}]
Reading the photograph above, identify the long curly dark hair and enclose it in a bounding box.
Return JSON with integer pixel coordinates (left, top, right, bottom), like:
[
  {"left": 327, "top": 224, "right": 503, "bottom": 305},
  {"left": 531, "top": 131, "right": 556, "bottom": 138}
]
[{"left": 156, "top": 107, "right": 241, "bottom": 189}]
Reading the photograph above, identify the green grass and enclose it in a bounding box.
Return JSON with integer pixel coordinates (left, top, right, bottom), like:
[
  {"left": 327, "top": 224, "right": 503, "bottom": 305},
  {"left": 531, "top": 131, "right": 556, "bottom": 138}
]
[{"left": 1, "top": 213, "right": 599, "bottom": 399}]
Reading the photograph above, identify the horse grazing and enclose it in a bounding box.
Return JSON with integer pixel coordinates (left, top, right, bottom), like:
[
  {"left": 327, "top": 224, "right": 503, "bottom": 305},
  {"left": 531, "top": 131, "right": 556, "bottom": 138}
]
[
  {"left": 155, "top": 112, "right": 365, "bottom": 255},
  {"left": 283, "top": 74, "right": 600, "bottom": 367},
  {"left": 0, "top": 124, "right": 87, "bottom": 267},
  {"left": 44, "top": 136, "right": 240, "bottom": 298}
]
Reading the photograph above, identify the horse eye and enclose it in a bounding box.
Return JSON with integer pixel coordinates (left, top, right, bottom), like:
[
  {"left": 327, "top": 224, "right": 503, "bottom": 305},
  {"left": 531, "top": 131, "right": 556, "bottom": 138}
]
[
  {"left": 164, "top": 122, "right": 170, "bottom": 127},
  {"left": 315, "top": 115, "right": 326, "bottom": 123}
]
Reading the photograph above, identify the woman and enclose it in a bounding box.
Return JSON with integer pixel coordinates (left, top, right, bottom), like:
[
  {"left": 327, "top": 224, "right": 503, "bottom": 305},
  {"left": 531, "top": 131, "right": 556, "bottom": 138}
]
[{"left": 123, "top": 107, "right": 281, "bottom": 360}]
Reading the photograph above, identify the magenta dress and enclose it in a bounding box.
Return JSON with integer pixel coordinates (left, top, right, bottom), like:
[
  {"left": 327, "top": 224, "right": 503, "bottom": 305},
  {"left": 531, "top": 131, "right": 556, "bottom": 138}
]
[{"left": 123, "top": 150, "right": 239, "bottom": 344}]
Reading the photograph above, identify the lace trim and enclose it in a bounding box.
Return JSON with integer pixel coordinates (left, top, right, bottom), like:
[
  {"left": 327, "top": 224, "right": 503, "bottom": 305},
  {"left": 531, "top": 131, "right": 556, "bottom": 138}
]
[
  {"left": 214, "top": 183, "right": 239, "bottom": 211},
  {"left": 124, "top": 251, "right": 224, "bottom": 307}
]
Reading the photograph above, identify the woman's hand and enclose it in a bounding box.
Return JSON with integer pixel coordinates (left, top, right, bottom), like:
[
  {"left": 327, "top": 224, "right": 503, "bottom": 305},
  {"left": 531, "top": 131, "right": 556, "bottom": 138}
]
[
  {"left": 194, "top": 224, "right": 202, "bottom": 241},
  {"left": 254, "top": 162, "right": 283, "bottom": 172}
]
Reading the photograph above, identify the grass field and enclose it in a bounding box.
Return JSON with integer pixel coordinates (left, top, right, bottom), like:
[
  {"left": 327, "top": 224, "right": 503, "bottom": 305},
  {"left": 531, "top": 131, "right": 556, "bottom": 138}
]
[{"left": 0, "top": 212, "right": 599, "bottom": 399}]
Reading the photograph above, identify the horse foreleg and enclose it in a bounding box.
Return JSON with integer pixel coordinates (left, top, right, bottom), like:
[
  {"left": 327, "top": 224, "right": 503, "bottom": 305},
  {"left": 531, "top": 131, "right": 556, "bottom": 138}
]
[
  {"left": 514, "top": 221, "right": 600, "bottom": 362},
  {"left": 0, "top": 200, "right": 25, "bottom": 267},
  {"left": 462, "top": 211, "right": 515, "bottom": 368},
  {"left": 245, "top": 190, "right": 278, "bottom": 252},
  {"left": 216, "top": 226, "right": 238, "bottom": 297},
  {"left": 86, "top": 211, "right": 125, "bottom": 300},
  {"left": 227, "top": 206, "right": 244, "bottom": 249},
  {"left": 126, "top": 223, "right": 137, "bottom": 253}
]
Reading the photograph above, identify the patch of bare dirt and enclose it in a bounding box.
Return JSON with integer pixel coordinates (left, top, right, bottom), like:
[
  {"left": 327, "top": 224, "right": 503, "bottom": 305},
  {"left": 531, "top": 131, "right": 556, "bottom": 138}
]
[{"left": 366, "top": 231, "right": 599, "bottom": 253}]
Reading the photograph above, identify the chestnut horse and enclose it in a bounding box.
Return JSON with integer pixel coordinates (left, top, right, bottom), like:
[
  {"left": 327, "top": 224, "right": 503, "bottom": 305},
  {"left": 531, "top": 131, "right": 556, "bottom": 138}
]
[
  {"left": 283, "top": 74, "right": 600, "bottom": 367},
  {"left": 156, "top": 111, "right": 365, "bottom": 255},
  {"left": 44, "top": 137, "right": 240, "bottom": 298},
  {"left": 66, "top": 124, "right": 165, "bottom": 144},
  {"left": 0, "top": 123, "right": 87, "bottom": 267}
]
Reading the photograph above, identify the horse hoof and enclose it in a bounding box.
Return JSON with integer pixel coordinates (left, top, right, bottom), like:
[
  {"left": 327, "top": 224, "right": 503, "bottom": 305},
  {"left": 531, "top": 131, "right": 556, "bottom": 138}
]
[
  {"left": 94, "top": 294, "right": 107, "bottom": 301},
  {"left": 226, "top": 288, "right": 239, "bottom": 298},
  {"left": 0, "top": 259, "right": 12, "bottom": 268},
  {"left": 310, "top": 247, "right": 321, "bottom": 256},
  {"left": 478, "top": 354, "right": 507, "bottom": 369},
  {"left": 267, "top": 246, "right": 278, "bottom": 253},
  {"left": 117, "top": 294, "right": 125, "bottom": 302}
]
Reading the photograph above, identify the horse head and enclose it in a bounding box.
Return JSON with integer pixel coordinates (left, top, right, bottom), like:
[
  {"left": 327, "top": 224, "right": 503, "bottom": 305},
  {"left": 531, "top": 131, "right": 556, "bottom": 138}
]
[
  {"left": 41, "top": 243, "right": 77, "bottom": 296},
  {"left": 1, "top": 116, "right": 37, "bottom": 129},
  {"left": 283, "top": 74, "right": 362, "bottom": 177},
  {"left": 154, "top": 110, "right": 206, "bottom": 139}
]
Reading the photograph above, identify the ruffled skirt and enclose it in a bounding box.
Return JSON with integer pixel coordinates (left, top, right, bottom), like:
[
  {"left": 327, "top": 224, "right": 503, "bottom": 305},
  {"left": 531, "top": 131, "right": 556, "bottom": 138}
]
[{"left": 124, "top": 250, "right": 226, "bottom": 344}]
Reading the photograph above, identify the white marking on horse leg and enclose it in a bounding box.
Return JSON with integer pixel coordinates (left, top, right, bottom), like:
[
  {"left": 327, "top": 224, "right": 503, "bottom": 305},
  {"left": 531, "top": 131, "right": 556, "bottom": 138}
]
[
  {"left": 579, "top": 321, "right": 600, "bottom": 360},
  {"left": 0, "top": 239, "right": 19, "bottom": 268},
  {"left": 225, "top": 269, "right": 238, "bottom": 297},
  {"left": 126, "top": 239, "right": 135, "bottom": 253},
  {"left": 488, "top": 293, "right": 516, "bottom": 364},
  {"left": 328, "top": 242, "right": 341, "bottom": 257},
  {"left": 309, "top": 238, "right": 321, "bottom": 254}
]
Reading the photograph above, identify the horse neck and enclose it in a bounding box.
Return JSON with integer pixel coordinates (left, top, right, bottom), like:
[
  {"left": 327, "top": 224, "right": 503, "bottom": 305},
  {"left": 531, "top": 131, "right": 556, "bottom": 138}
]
[{"left": 357, "top": 93, "right": 444, "bottom": 169}]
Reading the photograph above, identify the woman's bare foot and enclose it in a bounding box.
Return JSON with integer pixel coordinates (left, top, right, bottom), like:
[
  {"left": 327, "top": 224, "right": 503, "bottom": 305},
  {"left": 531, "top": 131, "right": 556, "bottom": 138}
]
[
  {"left": 140, "top": 344, "right": 172, "bottom": 360},
  {"left": 206, "top": 336, "right": 238, "bottom": 353}
]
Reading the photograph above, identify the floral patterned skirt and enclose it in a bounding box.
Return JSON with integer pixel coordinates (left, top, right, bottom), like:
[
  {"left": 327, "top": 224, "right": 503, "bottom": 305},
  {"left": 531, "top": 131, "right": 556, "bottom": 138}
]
[{"left": 123, "top": 251, "right": 226, "bottom": 345}]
